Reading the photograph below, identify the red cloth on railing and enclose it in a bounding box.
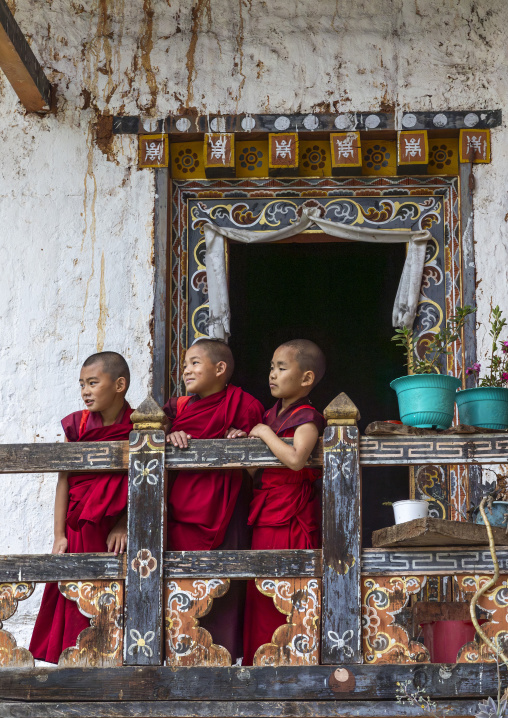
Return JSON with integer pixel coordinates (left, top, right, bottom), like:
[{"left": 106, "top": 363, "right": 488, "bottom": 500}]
[
  {"left": 164, "top": 384, "right": 264, "bottom": 551},
  {"left": 243, "top": 399, "right": 324, "bottom": 665},
  {"left": 29, "top": 405, "right": 132, "bottom": 664}
]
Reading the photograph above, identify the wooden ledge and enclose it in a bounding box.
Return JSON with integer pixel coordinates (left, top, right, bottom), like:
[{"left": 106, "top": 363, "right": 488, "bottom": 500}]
[{"left": 372, "top": 517, "right": 508, "bottom": 548}]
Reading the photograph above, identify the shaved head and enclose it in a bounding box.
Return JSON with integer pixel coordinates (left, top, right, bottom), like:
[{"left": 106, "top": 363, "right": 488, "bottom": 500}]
[
  {"left": 278, "top": 339, "right": 326, "bottom": 386},
  {"left": 192, "top": 339, "right": 235, "bottom": 382},
  {"left": 82, "top": 351, "right": 130, "bottom": 391}
]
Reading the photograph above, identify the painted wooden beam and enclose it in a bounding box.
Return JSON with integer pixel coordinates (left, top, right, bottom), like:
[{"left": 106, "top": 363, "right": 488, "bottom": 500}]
[
  {"left": 0, "top": 664, "right": 504, "bottom": 701},
  {"left": 2, "top": 546, "right": 508, "bottom": 582},
  {"left": 0, "top": 553, "right": 126, "bottom": 582},
  {"left": 0, "top": 0, "right": 51, "bottom": 112},
  {"left": 0, "top": 699, "right": 485, "bottom": 717},
  {"left": 3, "top": 431, "right": 508, "bottom": 475}
]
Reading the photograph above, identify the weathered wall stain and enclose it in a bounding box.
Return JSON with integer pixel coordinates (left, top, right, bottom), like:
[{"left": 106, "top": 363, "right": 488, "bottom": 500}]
[
  {"left": 185, "top": 0, "right": 212, "bottom": 108},
  {"left": 96, "top": 251, "right": 108, "bottom": 351},
  {"left": 79, "top": 124, "right": 98, "bottom": 353},
  {"left": 138, "top": 0, "right": 157, "bottom": 112}
]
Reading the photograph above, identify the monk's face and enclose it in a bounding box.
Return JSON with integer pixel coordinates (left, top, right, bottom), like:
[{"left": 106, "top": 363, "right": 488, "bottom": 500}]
[
  {"left": 79, "top": 362, "right": 124, "bottom": 413},
  {"left": 269, "top": 346, "right": 313, "bottom": 402},
  {"left": 183, "top": 344, "right": 227, "bottom": 398}
]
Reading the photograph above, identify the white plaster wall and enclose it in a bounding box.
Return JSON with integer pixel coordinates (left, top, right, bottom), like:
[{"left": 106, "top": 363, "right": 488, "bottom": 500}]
[{"left": 1, "top": 0, "right": 508, "bottom": 649}]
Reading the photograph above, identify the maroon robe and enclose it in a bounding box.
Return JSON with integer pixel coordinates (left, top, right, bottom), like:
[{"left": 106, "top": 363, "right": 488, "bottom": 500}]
[
  {"left": 164, "top": 384, "right": 264, "bottom": 661},
  {"left": 29, "top": 404, "right": 133, "bottom": 664},
  {"left": 243, "top": 398, "right": 324, "bottom": 665}
]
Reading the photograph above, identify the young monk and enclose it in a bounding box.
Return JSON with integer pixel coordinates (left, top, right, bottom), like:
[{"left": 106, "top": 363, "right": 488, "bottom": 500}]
[
  {"left": 243, "top": 339, "right": 326, "bottom": 665},
  {"left": 30, "top": 351, "right": 133, "bottom": 664},
  {"left": 164, "top": 338, "right": 264, "bottom": 662}
]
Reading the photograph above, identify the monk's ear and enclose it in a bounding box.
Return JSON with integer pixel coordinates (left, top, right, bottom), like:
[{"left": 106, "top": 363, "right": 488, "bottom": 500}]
[
  {"left": 301, "top": 370, "right": 315, "bottom": 388},
  {"left": 116, "top": 376, "right": 127, "bottom": 393},
  {"left": 216, "top": 361, "right": 227, "bottom": 378}
]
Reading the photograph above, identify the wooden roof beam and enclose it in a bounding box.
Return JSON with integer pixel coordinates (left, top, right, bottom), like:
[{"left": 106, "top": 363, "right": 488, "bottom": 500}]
[{"left": 0, "top": 0, "right": 51, "bottom": 112}]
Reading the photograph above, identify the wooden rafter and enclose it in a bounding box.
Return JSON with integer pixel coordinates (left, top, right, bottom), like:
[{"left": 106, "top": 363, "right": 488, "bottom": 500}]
[{"left": 0, "top": 0, "right": 51, "bottom": 112}]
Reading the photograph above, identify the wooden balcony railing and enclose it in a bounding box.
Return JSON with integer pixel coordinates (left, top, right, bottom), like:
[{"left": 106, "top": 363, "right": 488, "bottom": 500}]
[{"left": 1, "top": 393, "right": 508, "bottom": 714}]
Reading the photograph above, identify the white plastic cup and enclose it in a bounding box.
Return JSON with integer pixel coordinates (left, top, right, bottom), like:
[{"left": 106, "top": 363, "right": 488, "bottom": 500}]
[{"left": 393, "top": 499, "right": 429, "bottom": 525}]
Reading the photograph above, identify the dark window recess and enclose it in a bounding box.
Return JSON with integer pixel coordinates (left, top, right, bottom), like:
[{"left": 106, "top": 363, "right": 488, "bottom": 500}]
[{"left": 228, "top": 240, "right": 409, "bottom": 545}]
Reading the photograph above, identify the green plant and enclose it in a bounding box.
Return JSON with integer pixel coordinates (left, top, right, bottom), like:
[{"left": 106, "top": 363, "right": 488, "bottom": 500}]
[
  {"left": 392, "top": 305, "right": 475, "bottom": 374},
  {"left": 466, "top": 306, "right": 508, "bottom": 388}
]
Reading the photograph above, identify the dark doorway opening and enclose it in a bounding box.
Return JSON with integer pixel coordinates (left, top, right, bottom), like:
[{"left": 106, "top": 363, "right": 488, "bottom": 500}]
[{"left": 228, "top": 239, "right": 410, "bottom": 544}]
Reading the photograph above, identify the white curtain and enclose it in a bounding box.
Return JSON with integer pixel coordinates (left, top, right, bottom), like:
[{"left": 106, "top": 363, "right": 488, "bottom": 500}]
[{"left": 202, "top": 206, "right": 431, "bottom": 340}]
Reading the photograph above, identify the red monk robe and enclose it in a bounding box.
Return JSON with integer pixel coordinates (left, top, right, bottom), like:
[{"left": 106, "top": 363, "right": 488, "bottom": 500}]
[
  {"left": 243, "top": 398, "right": 325, "bottom": 665},
  {"left": 164, "top": 384, "right": 264, "bottom": 661},
  {"left": 30, "top": 404, "right": 133, "bottom": 664}
]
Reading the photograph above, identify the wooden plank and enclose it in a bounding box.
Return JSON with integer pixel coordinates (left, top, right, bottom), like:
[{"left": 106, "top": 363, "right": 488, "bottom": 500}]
[
  {"left": 360, "top": 433, "right": 508, "bottom": 465},
  {"left": 163, "top": 549, "right": 321, "bottom": 578},
  {"left": 0, "top": 664, "right": 505, "bottom": 701},
  {"left": 165, "top": 437, "right": 322, "bottom": 470},
  {"left": 0, "top": 554, "right": 126, "bottom": 582},
  {"left": 321, "top": 423, "right": 362, "bottom": 664},
  {"left": 152, "top": 169, "right": 169, "bottom": 407},
  {"left": 372, "top": 517, "right": 508, "bottom": 548},
  {"left": 2, "top": 545, "right": 507, "bottom": 583},
  {"left": 0, "top": 699, "right": 485, "bottom": 717},
  {"left": 124, "top": 412, "right": 166, "bottom": 666},
  {"left": 3, "top": 432, "right": 508, "bottom": 476},
  {"left": 362, "top": 546, "right": 508, "bottom": 575},
  {"left": 0, "top": 442, "right": 127, "bottom": 473},
  {"left": 0, "top": 0, "right": 51, "bottom": 112}
]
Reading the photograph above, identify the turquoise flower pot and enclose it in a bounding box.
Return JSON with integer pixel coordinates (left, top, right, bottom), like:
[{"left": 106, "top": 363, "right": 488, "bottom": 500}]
[
  {"left": 456, "top": 387, "right": 508, "bottom": 430},
  {"left": 474, "top": 501, "right": 508, "bottom": 528},
  {"left": 390, "top": 374, "right": 461, "bottom": 430}
]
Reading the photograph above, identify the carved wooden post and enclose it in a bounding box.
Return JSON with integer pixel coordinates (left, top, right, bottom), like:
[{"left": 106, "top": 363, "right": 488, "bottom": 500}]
[
  {"left": 124, "top": 395, "right": 166, "bottom": 665},
  {"left": 321, "top": 393, "right": 362, "bottom": 664}
]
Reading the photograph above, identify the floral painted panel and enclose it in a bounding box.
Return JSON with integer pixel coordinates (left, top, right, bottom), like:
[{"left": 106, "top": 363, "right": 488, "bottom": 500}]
[{"left": 362, "top": 575, "right": 430, "bottom": 664}]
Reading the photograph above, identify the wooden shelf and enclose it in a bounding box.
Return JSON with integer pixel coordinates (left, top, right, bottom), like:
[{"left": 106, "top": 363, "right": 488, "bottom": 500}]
[{"left": 372, "top": 517, "right": 508, "bottom": 548}]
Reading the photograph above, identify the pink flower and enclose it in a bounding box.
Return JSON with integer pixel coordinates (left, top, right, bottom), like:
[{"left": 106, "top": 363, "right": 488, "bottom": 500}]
[
  {"left": 502, "top": 372, "right": 508, "bottom": 383},
  {"left": 502, "top": 341, "right": 508, "bottom": 354},
  {"left": 466, "top": 363, "right": 481, "bottom": 375}
]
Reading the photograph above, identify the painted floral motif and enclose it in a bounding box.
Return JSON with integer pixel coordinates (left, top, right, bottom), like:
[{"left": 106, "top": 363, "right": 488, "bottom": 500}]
[
  {"left": 58, "top": 580, "right": 123, "bottom": 667},
  {"left": 238, "top": 146, "right": 263, "bottom": 171},
  {"left": 362, "top": 576, "right": 429, "bottom": 664},
  {"left": 429, "top": 144, "right": 454, "bottom": 170},
  {"left": 191, "top": 269, "right": 208, "bottom": 295},
  {"left": 364, "top": 144, "right": 390, "bottom": 170},
  {"left": 131, "top": 549, "right": 158, "bottom": 578},
  {"left": 128, "top": 629, "right": 155, "bottom": 657},
  {"left": 301, "top": 145, "right": 326, "bottom": 171},
  {"left": 328, "top": 629, "right": 354, "bottom": 658},
  {"left": 253, "top": 578, "right": 321, "bottom": 666},
  {"left": 132, "top": 459, "right": 159, "bottom": 486},
  {"left": 164, "top": 578, "right": 231, "bottom": 667},
  {"left": 362, "top": 605, "right": 380, "bottom": 638},
  {"left": 456, "top": 574, "right": 508, "bottom": 663},
  {"left": 176, "top": 148, "right": 200, "bottom": 174}
]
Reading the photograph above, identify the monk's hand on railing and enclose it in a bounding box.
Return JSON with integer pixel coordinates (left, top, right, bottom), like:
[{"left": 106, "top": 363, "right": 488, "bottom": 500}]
[
  {"left": 51, "top": 536, "right": 68, "bottom": 554},
  {"left": 107, "top": 514, "right": 128, "bottom": 555},
  {"left": 167, "top": 430, "right": 192, "bottom": 449},
  {"left": 224, "top": 427, "right": 248, "bottom": 439}
]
